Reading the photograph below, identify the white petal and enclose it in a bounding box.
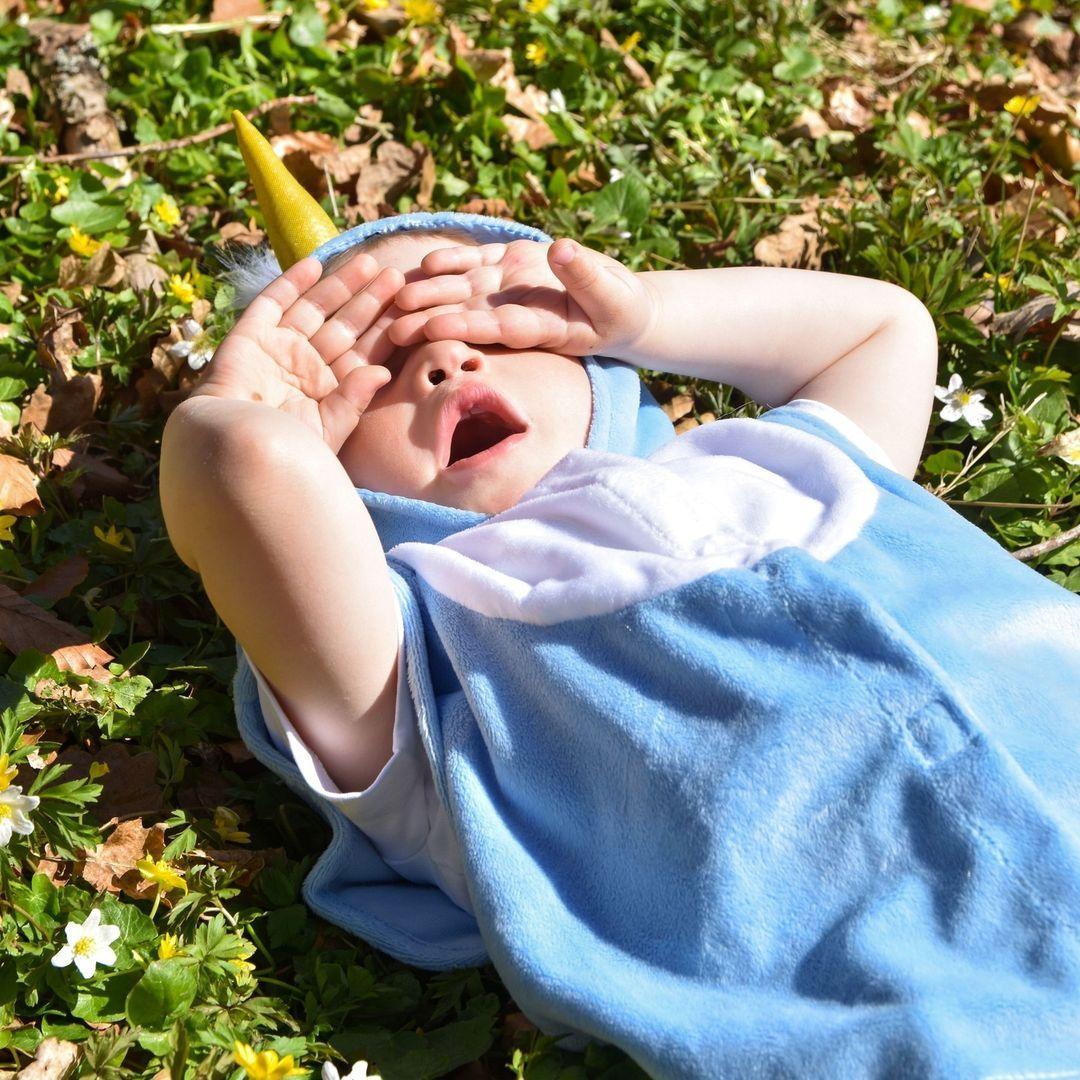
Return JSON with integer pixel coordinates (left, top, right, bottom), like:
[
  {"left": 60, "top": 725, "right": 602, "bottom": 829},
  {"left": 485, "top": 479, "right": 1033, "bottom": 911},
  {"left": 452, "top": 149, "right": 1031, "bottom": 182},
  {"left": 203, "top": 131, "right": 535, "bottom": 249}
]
[
  {"left": 947, "top": 372, "right": 963, "bottom": 392},
  {"left": 187, "top": 348, "right": 213, "bottom": 371},
  {"left": 168, "top": 340, "right": 193, "bottom": 360},
  {"left": 12, "top": 812, "right": 34, "bottom": 836},
  {"left": 99, "top": 924, "right": 121, "bottom": 945},
  {"left": 933, "top": 385, "right": 949, "bottom": 402},
  {"left": 549, "top": 88, "right": 566, "bottom": 113},
  {"left": 322, "top": 1065, "right": 341, "bottom": 1080},
  {"left": 74, "top": 952, "right": 97, "bottom": 979},
  {"left": 64, "top": 922, "right": 84, "bottom": 943},
  {"left": 939, "top": 403, "right": 962, "bottom": 422},
  {"left": 0, "top": 820, "right": 12, "bottom": 846},
  {"left": 51, "top": 946, "right": 73, "bottom": 968},
  {"left": 93, "top": 943, "right": 117, "bottom": 967},
  {"left": 609, "top": 167, "right": 624, "bottom": 182},
  {"left": 181, "top": 317, "right": 202, "bottom": 339},
  {"left": 84, "top": 908, "right": 101, "bottom": 929}
]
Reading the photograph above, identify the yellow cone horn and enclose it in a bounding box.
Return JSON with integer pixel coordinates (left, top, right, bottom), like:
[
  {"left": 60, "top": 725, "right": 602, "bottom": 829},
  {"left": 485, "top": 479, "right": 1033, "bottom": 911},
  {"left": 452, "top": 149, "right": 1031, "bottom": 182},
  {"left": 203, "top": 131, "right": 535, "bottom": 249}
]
[{"left": 232, "top": 110, "right": 339, "bottom": 269}]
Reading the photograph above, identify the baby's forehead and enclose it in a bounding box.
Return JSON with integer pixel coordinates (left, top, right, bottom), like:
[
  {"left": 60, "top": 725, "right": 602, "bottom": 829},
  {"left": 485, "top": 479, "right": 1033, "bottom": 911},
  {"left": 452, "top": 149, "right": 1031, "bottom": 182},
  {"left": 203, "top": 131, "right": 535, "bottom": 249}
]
[{"left": 327, "top": 230, "right": 476, "bottom": 279}]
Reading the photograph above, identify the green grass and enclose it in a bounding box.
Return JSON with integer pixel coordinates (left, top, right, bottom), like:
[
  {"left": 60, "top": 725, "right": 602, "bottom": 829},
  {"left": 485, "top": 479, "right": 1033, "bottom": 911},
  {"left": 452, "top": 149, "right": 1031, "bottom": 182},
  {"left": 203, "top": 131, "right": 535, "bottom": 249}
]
[{"left": 0, "top": 0, "right": 1077, "bottom": 1076}]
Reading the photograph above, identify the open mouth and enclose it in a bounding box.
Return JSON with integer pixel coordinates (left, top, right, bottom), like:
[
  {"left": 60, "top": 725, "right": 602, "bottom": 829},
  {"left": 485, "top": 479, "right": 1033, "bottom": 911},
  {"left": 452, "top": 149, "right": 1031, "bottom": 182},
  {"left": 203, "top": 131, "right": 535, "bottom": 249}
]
[{"left": 447, "top": 409, "right": 527, "bottom": 467}]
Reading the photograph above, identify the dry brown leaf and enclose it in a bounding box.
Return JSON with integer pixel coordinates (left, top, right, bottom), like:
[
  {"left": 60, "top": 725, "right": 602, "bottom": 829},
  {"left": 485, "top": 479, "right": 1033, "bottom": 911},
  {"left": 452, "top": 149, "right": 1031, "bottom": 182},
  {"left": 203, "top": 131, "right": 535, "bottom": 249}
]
[
  {"left": 822, "top": 82, "right": 874, "bottom": 132},
  {"left": 57, "top": 244, "right": 127, "bottom": 291},
  {"left": 33, "top": 841, "right": 70, "bottom": 886},
  {"left": 675, "top": 417, "right": 699, "bottom": 434},
  {"left": 661, "top": 394, "right": 694, "bottom": 422},
  {"left": 36, "top": 306, "right": 89, "bottom": 379},
  {"left": 124, "top": 253, "right": 169, "bottom": 294},
  {"left": 15, "top": 1036, "right": 79, "bottom": 1080},
  {"left": 353, "top": 141, "right": 428, "bottom": 221},
  {"left": 0, "top": 580, "right": 114, "bottom": 677},
  {"left": 598, "top": 27, "right": 653, "bottom": 89},
  {"left": 270, "top": 129, "right": 339, "bottom": 194},
  {"left": 20, "top": 554, "right": 90, "bottom": 603},
  {"left": 220, "top": 738, "right": 255, "bottom": 763},
  {"left": 0, "top": 282, "right": 22, "bottom": 306},
  {"left": 0, "top": 453, "right": 42, "bottom": 515},
  {"left": 991, "top": 280, "right": 1080, "bottom": 343},
  {"left": 20, "top": 373, "right": 103, "bottom": 436},
  {"left": 311, "top": 142, "right": 373, "bottom": 187},
  {"left": 753, "top": 196, "right": 831, "bottom": 269},
  {"left": 196, "top": 846, "right": 279, "bottom": 888},
  {"left": 6, "top": 67, "right": 32, "bottom": 98},
  {"left": 1036, "top": 428, "right": 1080, "bottom": 462},
  {"left": 54, "top": 448, "right": 131, "bottom": 499},
  {"left": 417, "top": 147, "right": 436, "bottom": 208},
  {"left": 458, "top": 197, "right": 513, "bottom": 218},
  {"left": 218, "top": 219, "right": 265, "bottom": 246},
  {"left": 80, "top": 817, "right": 154, "bottom": 894},
  {"left": 501, "top": 114, "right": 558, "bottom": 150},
  {"left": 211, "top": 0, "right": 264, "bottom": 19},
  {"left": 782, "top": 108, "right": 830, "bottom": 141},
  {"left": 56, "top": 743, "right": 163, "bottom": 828}
]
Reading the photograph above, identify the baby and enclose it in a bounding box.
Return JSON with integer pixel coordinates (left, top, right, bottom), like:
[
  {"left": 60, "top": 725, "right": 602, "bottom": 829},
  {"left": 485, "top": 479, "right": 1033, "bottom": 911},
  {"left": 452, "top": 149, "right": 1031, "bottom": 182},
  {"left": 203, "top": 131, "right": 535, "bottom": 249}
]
[{"left": 159, "top": 120, "right": 1080, "bottom": 1079}]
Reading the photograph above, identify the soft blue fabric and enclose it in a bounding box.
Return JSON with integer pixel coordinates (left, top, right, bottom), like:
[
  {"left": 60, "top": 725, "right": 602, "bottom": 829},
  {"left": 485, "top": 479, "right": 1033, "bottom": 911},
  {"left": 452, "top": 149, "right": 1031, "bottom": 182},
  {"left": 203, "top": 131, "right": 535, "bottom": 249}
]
[{"left": 231, "top": 211, "right": 1080, "bottom": 1075}]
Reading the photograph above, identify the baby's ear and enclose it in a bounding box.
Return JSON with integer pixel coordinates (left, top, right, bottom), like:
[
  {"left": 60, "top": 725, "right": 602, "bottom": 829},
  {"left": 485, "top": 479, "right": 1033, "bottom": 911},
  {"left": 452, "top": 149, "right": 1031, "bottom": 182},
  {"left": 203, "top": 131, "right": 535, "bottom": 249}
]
[{"left": 211, "top": 242, "right": 283, "bottom": 309}]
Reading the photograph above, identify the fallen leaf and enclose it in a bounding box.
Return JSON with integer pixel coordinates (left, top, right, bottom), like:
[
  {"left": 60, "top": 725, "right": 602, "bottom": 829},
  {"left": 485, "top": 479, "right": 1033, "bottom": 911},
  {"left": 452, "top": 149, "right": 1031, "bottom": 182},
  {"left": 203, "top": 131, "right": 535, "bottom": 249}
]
[
  {"left": 35, "top": 306, "right": 89, "bottom": 380},
  {"left": 271, "top": 129, "right": 340, "bottom": 194},
  {"left": 57, "top": 244, "right": 127, "bottom": 291},
  {"left": 991, "top": 280, "right": 1080, "bottom": 342},
  {"left": 781, "top": 107, "right": 830, "bottom": 141},
  {"left": 20, "top": 554, "right": 90, "bottom": 603},
  {"left": 822, "top": 81, "right": 874, "bottom": 132},
  {"left": 458, "top": 197, "right": 513, "bottom": 217},
  {"left": 211, "top": 0, "right": 264, "bottom": 18},
  {"left": 661, "top": 394, "right": 694, "bottom": 422},
  {"left": 1036, "top": 427, "right": 1080, "bottom": 462},
  {"left": 752, "top": 196, "right": 831, "bottom": 269},
  {"left": 599, "top": 27, "right": 653, "bottom": 89},
  {"left": 56, "top": 743, "right": 163, "bottom": 829},
  {"left": 0, "top": 453, "right": 42, "bottom": 515},
  {"left": 0, "top": 581, "right": 114, "bottom": 678},
  {"left": 218, "top": 219, "right": 265, "bottom": 246},
  {"left": 501, "top": 113, "right": 557, "bottom": 150},
  {"left": 353, "top": 141, "right": 428, "bottom": 221},
  {"left": 80, "top": 817, "right": 156, "bottom": 894},
  {"left": 311, "top": 142, "right": 375, "bottom": 187},
  {"left": 20, "top": 373, "right": 103, "bottom": 436},
  {"left": 14, "top": 1036, "right": 79, "bottom": 1080},
  {"left": 33, "top": 841, "right": 70, "bottom": 886},
  {"left": 195, "top": 846, "right": 278, "bottom": 888}
]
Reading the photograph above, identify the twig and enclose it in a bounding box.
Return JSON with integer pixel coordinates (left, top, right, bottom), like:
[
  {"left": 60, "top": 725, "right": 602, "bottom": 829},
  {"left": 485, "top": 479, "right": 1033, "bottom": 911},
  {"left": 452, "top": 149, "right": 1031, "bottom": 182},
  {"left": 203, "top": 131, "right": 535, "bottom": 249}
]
[
  {"left": 0, "top": 94, "right": 318, "bottom": 166},
  {"left": 1011, "top": 521, "right": 1080, "bottom": 562},
  {"left": 149, "top": 11, "right": 287, "bottom": 35}
]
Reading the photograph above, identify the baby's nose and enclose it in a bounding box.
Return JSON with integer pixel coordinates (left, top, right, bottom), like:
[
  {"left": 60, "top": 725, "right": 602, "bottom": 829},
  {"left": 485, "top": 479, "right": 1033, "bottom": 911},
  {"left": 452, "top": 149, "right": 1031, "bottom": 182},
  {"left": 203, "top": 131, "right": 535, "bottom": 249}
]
[{"left": 420, "top": 340, "right": 484, "bottom": 386}]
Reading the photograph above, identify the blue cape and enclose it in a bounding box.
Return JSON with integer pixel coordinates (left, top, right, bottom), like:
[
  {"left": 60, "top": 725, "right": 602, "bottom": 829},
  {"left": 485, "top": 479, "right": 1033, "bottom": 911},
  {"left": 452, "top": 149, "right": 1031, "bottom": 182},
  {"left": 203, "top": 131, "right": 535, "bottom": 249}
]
[{"left": 233, "top": 213, "right": 1080, "bottom": 1077}]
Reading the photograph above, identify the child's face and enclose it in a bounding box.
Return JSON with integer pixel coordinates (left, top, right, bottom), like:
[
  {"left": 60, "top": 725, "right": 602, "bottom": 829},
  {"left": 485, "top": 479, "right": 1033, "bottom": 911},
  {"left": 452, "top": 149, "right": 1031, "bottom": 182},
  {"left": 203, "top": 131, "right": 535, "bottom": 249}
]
[{"left": 337, "top": 233, "right": 592, "bottom": 515}]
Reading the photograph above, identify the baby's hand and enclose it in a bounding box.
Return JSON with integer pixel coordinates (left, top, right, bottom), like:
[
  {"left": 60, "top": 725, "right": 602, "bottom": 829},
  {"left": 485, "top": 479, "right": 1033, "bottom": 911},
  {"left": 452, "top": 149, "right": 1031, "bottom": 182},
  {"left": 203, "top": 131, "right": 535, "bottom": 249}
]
[
  {"left": 388, "top": 238, "right": 656, "bottom": 357},
  {"left": 190, "top": 252, "right": 404, "bottom": 454}
]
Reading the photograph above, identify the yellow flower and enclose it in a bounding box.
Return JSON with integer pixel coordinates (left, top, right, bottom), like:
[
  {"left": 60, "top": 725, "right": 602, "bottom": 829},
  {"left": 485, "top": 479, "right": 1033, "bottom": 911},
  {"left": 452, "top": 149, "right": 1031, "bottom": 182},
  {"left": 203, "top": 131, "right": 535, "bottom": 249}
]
[
  {"left": 0, "top": 753, "right": 17, "bottom": 793},
  {"left": 232, "top": 1041, "right": 306, "bottom": 1080},
  {"left": 158, "top": 933, "right": 185, "bottom": 960},
  {"left": 52, "top": 175, "right": 70, "bottom": 203},
  {"left": 229, "top": 957, "right": 257, "bottom": 982},
  {"left": 525, "top": 0, "right": 549, "bottom": 12},
  {"left": 93, "top": 523, "right": 133, "bottom": 553},
  {"left": 620, "top": 30, "right": 642, "bottom": 52},
  {"left": 154, "top": 195, "right": 182, "bottom": 229},
  {"left": 525, "top": 40, "right": 547, "bottom": 65},
  {"left": 136, "top": 857, "right": 188, "bottom": 894},
  {"left": 68, "top": 226, "right": 102, "bottom": 258},
  {"left": 89, "top": 762, "right": 110, "bottom": 779},
  {"left": 0, "top": 515, "right": 16, "bottom": 543},
  {"left": 982, "top": 271, "right": 1013, "bottom": 291},
  {"left": 214, "top": 805, "right": 251, "bottom": 845},
  {"left": 362, "top": 0, "right": 389, "bottom": 8},
  {"left": 403, "top": 0, "right": 441, "bottom": 23},
  {"left": 168, "top": 272, "right": 198, "bottom": 305},
  {"left": 1003, "top": 94, "right": 1040, "bottom": 118}
]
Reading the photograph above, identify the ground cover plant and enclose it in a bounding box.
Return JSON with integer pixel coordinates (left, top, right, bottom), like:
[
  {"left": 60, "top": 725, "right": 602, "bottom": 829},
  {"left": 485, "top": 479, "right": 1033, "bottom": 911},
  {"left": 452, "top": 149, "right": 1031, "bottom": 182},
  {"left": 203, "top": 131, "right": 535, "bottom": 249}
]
[{"left": 0, "top": 0, "right": 1078, "bottom": 1075}]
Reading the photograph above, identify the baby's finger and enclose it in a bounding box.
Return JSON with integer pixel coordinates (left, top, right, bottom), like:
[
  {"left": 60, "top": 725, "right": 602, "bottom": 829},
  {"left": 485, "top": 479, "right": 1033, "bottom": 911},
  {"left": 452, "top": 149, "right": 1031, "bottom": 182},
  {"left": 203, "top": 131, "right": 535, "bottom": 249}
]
[
  {"left": 423, "top": 305, "right": 564, "bottom": 350},
  {"left": 309, "top": 266, "right": 405, "bottom": 363},
  {"left": 239, "top": 257, "right": 323, "bottom": 327},
  {"left": 419, "top": 242, "right": 505, "bottom": 277},
  {"left": 333, "top": 309, "right": 400, "bottom": 379},
  {"left": 318, "top": 365, "right": 392, "bottom": 455},
  {"left": 279, "top": 252, "right": 383, "bottom": 339},
  {"left": 388, "top": 304, "right": 465, "bottom": 346},
  {"left": 395, "top": 273, "right": 476, "bottom": 312}
]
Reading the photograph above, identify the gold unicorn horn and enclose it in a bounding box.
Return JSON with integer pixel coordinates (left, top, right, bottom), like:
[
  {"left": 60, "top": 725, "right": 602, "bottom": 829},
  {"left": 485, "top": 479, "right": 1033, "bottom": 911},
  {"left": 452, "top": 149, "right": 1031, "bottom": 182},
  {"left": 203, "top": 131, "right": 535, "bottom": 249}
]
[{"left": 231, "top": 110, "right": 339, "bottom": 269}]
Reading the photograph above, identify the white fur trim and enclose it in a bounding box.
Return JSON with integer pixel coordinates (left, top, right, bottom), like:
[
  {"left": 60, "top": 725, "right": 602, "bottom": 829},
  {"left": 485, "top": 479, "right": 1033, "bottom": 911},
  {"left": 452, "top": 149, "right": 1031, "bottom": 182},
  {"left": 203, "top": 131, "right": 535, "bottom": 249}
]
[{"left": 215, "top": 244, "right": 283, "bottom": 309}]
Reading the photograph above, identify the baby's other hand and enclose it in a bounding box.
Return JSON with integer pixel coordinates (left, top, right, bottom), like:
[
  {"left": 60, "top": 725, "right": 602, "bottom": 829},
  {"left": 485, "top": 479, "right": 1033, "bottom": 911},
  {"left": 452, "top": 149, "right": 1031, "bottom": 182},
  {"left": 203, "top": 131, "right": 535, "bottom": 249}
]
[
  {"left": 190, "top": 252, "right": 404, "bottom": 454},
  {"left": 388, "top": 238, "right": 654, "bottom": 357}
]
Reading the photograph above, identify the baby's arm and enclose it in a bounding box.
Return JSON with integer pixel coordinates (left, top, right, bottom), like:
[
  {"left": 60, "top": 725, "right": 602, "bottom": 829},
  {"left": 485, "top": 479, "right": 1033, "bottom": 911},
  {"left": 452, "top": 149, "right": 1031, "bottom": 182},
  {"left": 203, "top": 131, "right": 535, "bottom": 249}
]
[
  {"left": 160, "top": 253, "right": 407, "bottom": 791},
  {"left": 161, "top": 399, "right": 399, "bottom": 792},
  {"left": 610, "top": 264, "right": 938, "bottom": 479},
  {"left": 392, "top": 240, "right": 938, "bottom": 479}
]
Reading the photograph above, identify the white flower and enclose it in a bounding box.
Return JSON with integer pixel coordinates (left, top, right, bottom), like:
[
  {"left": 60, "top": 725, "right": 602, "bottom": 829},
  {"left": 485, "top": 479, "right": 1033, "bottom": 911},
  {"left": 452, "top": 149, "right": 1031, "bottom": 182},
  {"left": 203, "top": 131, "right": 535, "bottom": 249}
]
[
  {"left": 748, "top": 164, "right": 773, "bottom": 198},
  {"left": 548, "top": 88, "right": 566, "bottom": 113},
  {"left": 921, "top": 4, "right": 947, "bottom": 26},
  {"left": 608, "top": 167, "right": 624, "bottom": 182},
  {"left": 51, "top": 908, "right": 121, "bottom": 979},
  {"left": 933, "top": 373, "right": 992, "bottom": 428},
  {"left": 167, "top": 317, "right": 214, "bottom": 371},
  {"left": 0, "top": 785, "right": 39, "bottom": 846},
  {"left": 323, "top": 1060, "right": 381, "bottom": 1080},
  {"left": 26, "top": 750, "right": 46, "bottom": 769}
]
